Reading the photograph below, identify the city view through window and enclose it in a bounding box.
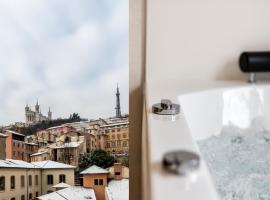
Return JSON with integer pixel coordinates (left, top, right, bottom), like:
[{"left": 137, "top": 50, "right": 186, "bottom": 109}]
[{"left": 0, "top": 1, "right": 128, "bottom": 200}]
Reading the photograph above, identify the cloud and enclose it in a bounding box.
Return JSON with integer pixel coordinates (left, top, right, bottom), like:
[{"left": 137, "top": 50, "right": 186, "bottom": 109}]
[{"left": 0, "top": 0, "right": 128, "bottom": 125}]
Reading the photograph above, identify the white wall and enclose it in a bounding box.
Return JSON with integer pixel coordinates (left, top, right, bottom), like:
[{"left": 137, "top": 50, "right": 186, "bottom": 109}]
[{"left": 146, "top": 0, "right": 270, "bottom": 83}]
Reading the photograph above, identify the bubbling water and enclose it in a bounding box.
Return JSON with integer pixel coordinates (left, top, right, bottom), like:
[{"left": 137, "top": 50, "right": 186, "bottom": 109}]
[{"left": 198, "top": 124, "right": 270, "bottom": 200}]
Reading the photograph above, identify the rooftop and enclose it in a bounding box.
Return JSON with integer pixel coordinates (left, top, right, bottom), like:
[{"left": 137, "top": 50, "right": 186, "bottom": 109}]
[
  {"left": 80, "top": 165, "right": 109, "bottom": 174},
  {"left": 37, "top": 186, "right": 96, "bottom": 200},
  {"left": 106, "top": 179, "right": 129, "bottom": 200},
  {"left": 53, "top": 182, "right": 71, "bottom": 188},
  {"left": 6, "top": 130, "right": 25, "bottom": 136},
  {"left": 0, "top": 159, "right": 40, "bottom": 169},
  {"left": 0, "top": 133, "right": 7, "bottom": 138},
  {"left": 30, "top": 151, "right": 49, "bottom": 157},
  {"left": 31, "top": 160, "right": 76, "bottom": 169},
  {"left": 100, "top": 121, "right": 129, "bottom": 128},
  {"left": 51, "top": 141, "right": 82, "bottom": 149}
]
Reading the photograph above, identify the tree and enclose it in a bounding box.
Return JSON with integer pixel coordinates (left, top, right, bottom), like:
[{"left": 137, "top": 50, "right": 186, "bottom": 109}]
[
  {"left": 121, "top": 156, "right": 129, "bottom": 167},
  {"left": 79, "top": 149, "right": 116, "bottom": 170}
]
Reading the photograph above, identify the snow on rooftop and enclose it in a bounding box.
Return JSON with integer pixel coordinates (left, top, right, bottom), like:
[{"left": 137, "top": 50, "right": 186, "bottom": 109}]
[
  {"left": 30, "top": 151, "right": 49, "bottom": 157},
  {"left": 0, "top": 159, "right": 40, "bottom": 169},
  {"left": 106, "top": 179, "right": 129, "bottom": 200},
  {"left": 80, "top": 165, "right": 109, "bottom": 174},
  {"left": 31, "top": 160, "right": 76, "bottom": 169},
  {"left": 37, "top": 186, "right": 96, "bottom": 200},
  {"left": 53, "top": 182, "right": 71, "bottom": 188},
  {"left": 6, "top": 130, "right": 25, "bottom": 136},
  {"left": 0, "top": 133, "right": 7, "bottom": 137}
]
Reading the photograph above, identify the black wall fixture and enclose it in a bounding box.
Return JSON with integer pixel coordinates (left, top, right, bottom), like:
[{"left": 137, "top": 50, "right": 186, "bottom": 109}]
[{"left": 239, "top": 52, "right": 270, "bottom": 72}]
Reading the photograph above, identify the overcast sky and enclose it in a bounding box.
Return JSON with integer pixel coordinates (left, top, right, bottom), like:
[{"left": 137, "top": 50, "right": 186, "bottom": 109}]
[{"left": 0, "top": 0, "right": 128, "bottom": 126}]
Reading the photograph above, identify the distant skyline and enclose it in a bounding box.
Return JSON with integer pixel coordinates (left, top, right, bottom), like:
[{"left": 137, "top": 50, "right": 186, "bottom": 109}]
[{"left": 0, "top": 0, "right": 128, "bottom": 125}]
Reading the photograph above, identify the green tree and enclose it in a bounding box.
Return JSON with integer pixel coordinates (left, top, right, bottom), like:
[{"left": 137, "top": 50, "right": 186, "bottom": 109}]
[{"left": 79, "top": 149, "right": 116, "bottom": 170}]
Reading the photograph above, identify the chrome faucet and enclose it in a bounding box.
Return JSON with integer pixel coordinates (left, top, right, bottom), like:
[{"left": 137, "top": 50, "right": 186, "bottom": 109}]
[{"left": 152, "top": 99, "right": 180, "bottom": 115}]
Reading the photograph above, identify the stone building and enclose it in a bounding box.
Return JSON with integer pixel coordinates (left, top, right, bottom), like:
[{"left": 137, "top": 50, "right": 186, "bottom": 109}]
[
  {"left": 100, "top": 118, "right": 129, "bottom": 155},
  {"left": 25, "top": 100, "right": 52, "bottom": 124},
  {"left": 0, "top": 159, "right": 75, "bottom": 200},
  {"left": 5, "top": 130, "right": 39, "bottom": 162},
  {"left": 81, "top": 165, "right": 109, "bottom": 200},
  {"left": 0, "top": 133, "right": 7, "bottom": 160}
]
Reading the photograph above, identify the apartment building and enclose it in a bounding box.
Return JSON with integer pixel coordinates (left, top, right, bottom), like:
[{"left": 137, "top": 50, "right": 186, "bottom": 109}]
[
  {"left": 0, "top": 133, "right": 7, "bottom": 160},
  {"left": 5, "top": 130, "right": 26, "bottom": 160},
  {"left": 5, "top": 130, "right": 39, "bottom": 162},
  {"left": 100, "top": 120, "right": 129, "bottom": 155},
  {"left": 32, "top": 160, "right": 75, "bottom": 194},
  {"left": 0, "top": 159, "right": 75, "bottom": 200}
]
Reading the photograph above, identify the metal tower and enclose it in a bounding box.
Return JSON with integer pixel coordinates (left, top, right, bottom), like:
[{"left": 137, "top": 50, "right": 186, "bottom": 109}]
[{"left": 115, "top": 84, "right": 121, "bottom": 118}]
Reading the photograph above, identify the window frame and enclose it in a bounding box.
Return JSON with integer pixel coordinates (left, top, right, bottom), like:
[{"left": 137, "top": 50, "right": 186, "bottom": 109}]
[
  {"left": 47, "top": 175, "right": 53, "bottom": 185},
  {"left": 10, "top": 176, "right": 15, "bottom": 190},
  {"left": 0, "top": 176, "right": 5, "bottom": 191}
]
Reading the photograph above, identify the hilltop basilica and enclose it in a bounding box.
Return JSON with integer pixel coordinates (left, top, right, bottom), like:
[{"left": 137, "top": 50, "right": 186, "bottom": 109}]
[{"left": 25, "top": 100, "right": 52, "bottom": 124}]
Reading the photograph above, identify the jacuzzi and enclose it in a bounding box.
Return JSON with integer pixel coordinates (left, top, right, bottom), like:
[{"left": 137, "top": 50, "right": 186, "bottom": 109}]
[{"left": 144, "top": 80, "right": 270, "bottom": 200}]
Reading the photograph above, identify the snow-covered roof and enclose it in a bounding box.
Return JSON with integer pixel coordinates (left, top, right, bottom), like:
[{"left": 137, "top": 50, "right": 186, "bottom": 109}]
[
  {"left": 31, "top": 160, "right": 76, "bottom": 169},
  {"left": 51, "top": 141, "right": 82, "bottom": 149},
  {"left": 0, "top": 133, "right": 7, "bottom": 137},
  {"left": 6, "top": 130, "right": 25, "bottom": 136},
  {"left": 37, "top": 186, "right": 96, "bottom": 200},
  {"left": 47, "top": 125, "right": 65, "bottom": 130},
  {"left": 106, "top": 179, "right": 129, "bottom": 200},
  {"left": 0, "top": 159, "right": 40, "bottom": 169},
  {"left": 25, "top": 142, "right": 38, "bottom": 146},
  {"left": 100, "top": 121, "right": 129, "bottom": 128},
  {"left": 53, "top": 182, "right": 71, "bottom": 188},
  {"left": 30, "top": 151, "right": 49, "bottom": 157},
  {"left": 80, "top": 165, "right": 109, "bottom": 174}
]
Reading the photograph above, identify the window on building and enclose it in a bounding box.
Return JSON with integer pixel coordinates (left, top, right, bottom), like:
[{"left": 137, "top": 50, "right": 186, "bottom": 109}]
[
  {"left": 117, "top": 129, "right": 121, "bottom": 132},
  {"left": 28, "top": 175, "right": 32, "bottom": 186},
  {"left": 21, "top": 176, "right": 25, "bottom": 188},
  {"left": 111, "top": 141, "right": 115, "bottom": 147},
  {"left": 21, "top": 195, "right": 25, "bottom": 200},
  {"left": 117, "top": 141, "right": 121, "bottom": 147},
  {"left": 29, "top": 193, "right": 32, "bottom": 200},
  {"left": 112, "top": 129, "right": 115, "bottom": 133},
  {"left": 0, "top": 176, "right": 5, "bottom": 191},
  {"left": 94, "top": 179, "right": 98, "bottom": 185},
  {"left": 123, "top": 133, "right": 127, "bottom": 138},
  {"left": 35, "top": 175, "right": 38, "bottom": 185},
  {"left": 11, "top": 198, "right": 15, "bottom": 200},
  {"left": 10, "top": 176, "right": 15, "bottom": 189},
  {"left": 112, "top": 134, "right": 115, "bottom": 139},
  {"left": 59, "top": 174, "right": 66, "bottom": 183},
  {"left": 123, "top": 141, "right": 127, "bottom": 147},
  {"left": 47, "top": 175, "right": 53, "bottom": 185},
  {"left": 36, "top": 192, "right": 38, "bottom": 197},
  {"left": 105, "top": 130, "right": 109, "bottom": 133},
  {"left": 106, "top": 142, "right": 110, "bottom": 148},
  {"left": 99, "top": 179, "right": 103, "bottom": 185},
  {"left": 117, "top": 134, "right": 121, "bottom": 139}
]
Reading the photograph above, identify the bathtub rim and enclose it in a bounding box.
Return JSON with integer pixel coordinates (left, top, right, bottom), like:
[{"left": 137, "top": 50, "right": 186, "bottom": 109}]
[{"left": 144, "top": 79, "right": 270, "bottom": 200}]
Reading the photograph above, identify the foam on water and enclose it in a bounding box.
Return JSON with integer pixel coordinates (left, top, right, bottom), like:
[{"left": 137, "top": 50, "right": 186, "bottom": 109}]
[{"left": 198, "top": 123, "right": 270, "bottom": 200}]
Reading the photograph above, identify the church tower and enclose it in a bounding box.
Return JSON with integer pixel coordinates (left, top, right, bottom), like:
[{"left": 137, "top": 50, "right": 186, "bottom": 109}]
[
  {"left": 115, "top": 84, "right": 121, "bottom": 118},
  {"left": 35, "top": 99, "right": 40, "bottom": 113},
  {"left": 48, "top": 107, "right": 52, "bottom": 120},
  {"left": 25, "top": 104, "right": 30, "bottom": 123}
]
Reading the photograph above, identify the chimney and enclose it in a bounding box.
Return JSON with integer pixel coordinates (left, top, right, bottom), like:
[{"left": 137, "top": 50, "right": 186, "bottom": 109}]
[{"left": 113, "top": 163, "right": 122, "bottom": 180}]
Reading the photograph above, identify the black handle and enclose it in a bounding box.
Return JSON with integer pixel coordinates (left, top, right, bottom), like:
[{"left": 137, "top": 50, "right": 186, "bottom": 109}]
[{"left": 239, "top": 52, "right": 270, "bottom": 72}]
